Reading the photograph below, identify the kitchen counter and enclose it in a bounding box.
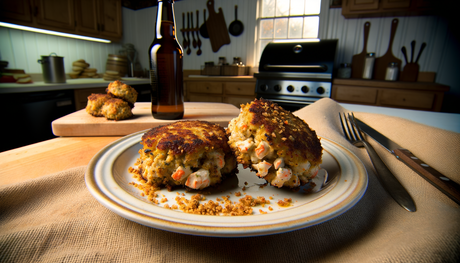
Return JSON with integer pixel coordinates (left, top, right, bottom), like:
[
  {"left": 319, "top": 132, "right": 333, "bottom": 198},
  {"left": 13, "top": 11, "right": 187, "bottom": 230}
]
[{"left": 0, "top": 77, "right": 150, "bottom": 94}]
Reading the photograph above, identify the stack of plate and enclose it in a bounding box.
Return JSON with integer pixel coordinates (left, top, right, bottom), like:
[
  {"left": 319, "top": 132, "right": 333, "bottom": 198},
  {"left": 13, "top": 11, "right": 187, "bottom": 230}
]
[{"left": 69, "top": 59, "right": 99, "bottom": 79}]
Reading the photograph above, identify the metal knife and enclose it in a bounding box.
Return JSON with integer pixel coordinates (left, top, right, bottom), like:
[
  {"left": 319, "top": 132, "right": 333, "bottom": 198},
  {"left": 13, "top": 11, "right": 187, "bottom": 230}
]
[{"left": 356, "top": 119, "right": 460, "bottom": 205}]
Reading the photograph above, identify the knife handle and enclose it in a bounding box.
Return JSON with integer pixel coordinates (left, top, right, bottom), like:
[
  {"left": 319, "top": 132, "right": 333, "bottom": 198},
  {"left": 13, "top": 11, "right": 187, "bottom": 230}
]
[{"left": 394, "top": 149, "right": 460, "bottom": 205}]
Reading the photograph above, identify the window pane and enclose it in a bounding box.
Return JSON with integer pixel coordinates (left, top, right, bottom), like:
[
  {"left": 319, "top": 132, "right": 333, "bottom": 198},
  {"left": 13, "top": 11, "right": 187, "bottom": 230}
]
[
  {"left": 290, "top": 0, "right": 305, "bottom": 15},
  {"left": 260, "top": 19, "right": 274, "bottom": 39},
  {"left": 276, "top": 0, "right": 290, "bottom": 16},
  {"left": 303, "top": 16, "right": 319, "bottom": 38},
  {"left": 261, "top": 0, "right": 275, "bottom": 17},
  {"left": 274, "top": 18, "right": 288, "bottom": 39},
  {"left": 288, "top": 17, "right": 303, "bottom": 38},
  {"left": 305, "top": 0, "right": 321, "bottom": 15},
  {"left": 260, "top": 39, "right": 272, "bottom": 55}
]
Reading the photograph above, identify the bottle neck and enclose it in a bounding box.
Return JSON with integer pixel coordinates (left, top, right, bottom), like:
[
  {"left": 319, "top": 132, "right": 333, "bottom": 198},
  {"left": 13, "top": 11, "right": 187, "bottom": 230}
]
[{"left": 155, "top": 0, "right": 177, "bottom": 39}]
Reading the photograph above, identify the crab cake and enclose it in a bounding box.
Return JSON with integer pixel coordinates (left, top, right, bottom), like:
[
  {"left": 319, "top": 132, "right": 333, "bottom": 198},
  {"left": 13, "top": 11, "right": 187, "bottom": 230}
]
[
  {"left": 101, "top": 98, "right": 133, "bottom": 120},
  {"left": 130, "top": 121, "right": 237, "bottom": 190},
  {"left": 106, "top": 80, "right": 138, "bottom": 105},
  {"left": 86, "top": 93, "right": 113, "bottom": 117},
  {"left": 227, "top": 98, "right": 322, "bottom": 189}
]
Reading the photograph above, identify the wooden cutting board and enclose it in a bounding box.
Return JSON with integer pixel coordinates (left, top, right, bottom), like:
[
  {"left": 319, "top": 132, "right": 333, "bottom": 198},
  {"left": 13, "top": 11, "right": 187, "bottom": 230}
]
[
  {"left": 374, "top": 19, "right": 402, "bottom": 80},
  {"left": 52, "top": 102, "right": 240, "bottom": 136},
  {"left": 206, "top": 0, "right": 230, "bottom": 52},
  {"left": 351, "top": 21, "right": 370, "bottom": 79}
]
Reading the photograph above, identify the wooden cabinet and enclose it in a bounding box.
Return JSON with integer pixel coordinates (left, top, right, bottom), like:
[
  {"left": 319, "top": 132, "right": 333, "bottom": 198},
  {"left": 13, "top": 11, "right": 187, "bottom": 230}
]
[
  {"left": 34, "top": 0, "right": 75, "bottom": 31},
  {"left": 0, "top": 0, "right": 122, "bottom": 41},
  {"left": 184, "top": 76, "right": 256, "bottom": 108},
  {"left": 331, "top": 79, "right": 449, "bottom": 111},
  {"left": 342, "top": 0, "right": 435, "bottom": 18}
]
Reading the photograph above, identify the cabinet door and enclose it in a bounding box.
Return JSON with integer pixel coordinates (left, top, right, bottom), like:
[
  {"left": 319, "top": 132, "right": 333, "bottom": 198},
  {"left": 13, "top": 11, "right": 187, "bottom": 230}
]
[
  {"left": 74, "top": 0, "right": 99, "bottom": 35},
  {"left": 224, "top": 82, "right": 256, "bottom": 96},
  {"left": 332, "top": 85, "right": 377, "bottom": 104},
  {"left": 0, "top": 0, "right": 34, "bottom": 24},
  {"left": 378, "top": 90, "right": 434, "bottom": 110},
  {"left": 382, "top": 0, "right": 411, "bottom": 9},
  {"left": 98, "top": 0, "right": 122, "bottom": 39},
  {"left": 34, "top": 0, "right": 75, "bottom": 31},
  {"left": 188, "top": 82, "right": 223, "bottom": 94},
  {"left": 347, "top": 0, "right": 379, "bottom": 11}
]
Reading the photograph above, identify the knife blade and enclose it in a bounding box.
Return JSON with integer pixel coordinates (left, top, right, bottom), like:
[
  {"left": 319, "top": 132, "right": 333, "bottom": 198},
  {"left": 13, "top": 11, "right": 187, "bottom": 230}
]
[{"left": 356, "top": 119, "right": 460, "bottom": 205}]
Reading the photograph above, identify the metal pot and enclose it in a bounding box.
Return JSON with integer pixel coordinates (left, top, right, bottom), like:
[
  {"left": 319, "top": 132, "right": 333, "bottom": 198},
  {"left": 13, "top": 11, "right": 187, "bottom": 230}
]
[{"left": 37, "top": 53, "right": 66, "bottom": 83}]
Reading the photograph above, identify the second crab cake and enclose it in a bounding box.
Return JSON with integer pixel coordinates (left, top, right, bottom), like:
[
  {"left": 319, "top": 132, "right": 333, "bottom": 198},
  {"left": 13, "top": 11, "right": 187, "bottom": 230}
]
[
  {"left": 106, "top": 80, "right": 138, "bottom": 105},
  {"left": 226, "top": 98, "right": 322, "bottom": 189},
  {"left": 129, "top": 121, "right": 238, "bottom": 191}
]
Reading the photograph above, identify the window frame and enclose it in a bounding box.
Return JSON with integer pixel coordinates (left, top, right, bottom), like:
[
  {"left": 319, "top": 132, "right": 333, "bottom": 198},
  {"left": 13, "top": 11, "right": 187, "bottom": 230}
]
[{"left": 254, "top": 0, "right": 329, "bottom": 66}]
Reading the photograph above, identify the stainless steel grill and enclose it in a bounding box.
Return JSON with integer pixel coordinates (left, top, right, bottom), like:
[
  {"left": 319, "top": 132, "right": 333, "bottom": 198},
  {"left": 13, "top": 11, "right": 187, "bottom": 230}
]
[{"left": 254, "top": 39, "right": 338, "bottom": 111}]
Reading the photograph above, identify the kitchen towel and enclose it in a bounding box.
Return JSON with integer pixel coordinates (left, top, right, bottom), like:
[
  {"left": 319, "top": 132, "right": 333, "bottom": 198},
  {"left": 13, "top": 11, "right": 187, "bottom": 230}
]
[{"left": 1, "top": 98, "right": 459, "bottom": 262}]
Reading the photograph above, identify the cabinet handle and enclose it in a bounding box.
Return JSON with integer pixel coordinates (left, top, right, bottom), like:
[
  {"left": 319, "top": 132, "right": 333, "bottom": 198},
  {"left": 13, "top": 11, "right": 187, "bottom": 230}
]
[{"left": 34, "top": 6, "right": 38, "bottom": 17}]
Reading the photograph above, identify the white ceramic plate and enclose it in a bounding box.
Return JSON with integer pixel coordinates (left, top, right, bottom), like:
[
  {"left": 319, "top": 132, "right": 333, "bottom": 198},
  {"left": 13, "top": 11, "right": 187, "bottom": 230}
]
[{"left": 85, "top": 130, "right": 367, "bottom": 237}]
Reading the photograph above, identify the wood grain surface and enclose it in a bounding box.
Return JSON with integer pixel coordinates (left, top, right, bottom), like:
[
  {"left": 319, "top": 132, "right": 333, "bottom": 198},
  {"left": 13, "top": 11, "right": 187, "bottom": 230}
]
[
  {"left": 206, "top": 0, "right": 231, "bottom": 52},
  {"left": 0, "top": 136, "right": 121, "bottom": 187},
  {"left": 52, "top": 102, "right": 240, "bottom": 136}
]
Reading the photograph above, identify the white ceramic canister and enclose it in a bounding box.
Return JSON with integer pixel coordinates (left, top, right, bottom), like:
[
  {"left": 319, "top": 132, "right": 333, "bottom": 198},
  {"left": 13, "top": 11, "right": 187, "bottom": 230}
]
[{"left": 362, "top": 52, "right": 375, "bottom": 79}]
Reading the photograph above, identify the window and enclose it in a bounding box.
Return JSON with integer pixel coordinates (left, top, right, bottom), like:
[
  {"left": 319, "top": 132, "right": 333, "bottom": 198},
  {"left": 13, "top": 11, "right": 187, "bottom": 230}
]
[{"left": 257, "top": 0, "right": 321, "bottom": 60}]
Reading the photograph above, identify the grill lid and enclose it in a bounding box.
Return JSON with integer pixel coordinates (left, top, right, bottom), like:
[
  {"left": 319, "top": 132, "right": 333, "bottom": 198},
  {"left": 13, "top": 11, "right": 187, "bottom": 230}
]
[{"left": 258, "top": 39, "right": 338, "bottom": 75}]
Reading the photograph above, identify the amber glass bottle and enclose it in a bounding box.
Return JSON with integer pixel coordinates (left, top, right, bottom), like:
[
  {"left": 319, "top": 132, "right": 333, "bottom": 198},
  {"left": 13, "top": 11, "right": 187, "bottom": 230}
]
[{"left": 149, "top": 0, "right": 184, "bottom": 119}]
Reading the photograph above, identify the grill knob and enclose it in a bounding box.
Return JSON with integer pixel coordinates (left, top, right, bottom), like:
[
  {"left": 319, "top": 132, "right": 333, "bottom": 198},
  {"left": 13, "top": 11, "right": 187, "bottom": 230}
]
[
  {"left": 301, "top": 85, "right": 309, "bottom": 93},
  {"left": 287, "top": 85, "right": 294, "bottom": 92},
  {"left": 317, "top": 87, "right": 325, "bottom": 94},
  {"left": 274, "top": 85, "right": 282, "bottom": 92},
  {"left": 259, "top": 84, "right": 268, "bottom": 92}
]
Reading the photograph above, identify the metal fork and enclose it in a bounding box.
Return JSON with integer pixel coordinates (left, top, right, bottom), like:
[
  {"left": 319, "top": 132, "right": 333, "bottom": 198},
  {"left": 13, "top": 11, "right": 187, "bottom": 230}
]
[{"left": 339, "top": 112, "right": 416, "bottom": 212}]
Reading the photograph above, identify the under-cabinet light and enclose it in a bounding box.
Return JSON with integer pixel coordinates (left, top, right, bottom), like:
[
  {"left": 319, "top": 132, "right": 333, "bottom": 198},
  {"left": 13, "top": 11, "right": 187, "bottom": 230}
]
[{"left": 0, "top": 22, "right": 111, "bottom": 43}]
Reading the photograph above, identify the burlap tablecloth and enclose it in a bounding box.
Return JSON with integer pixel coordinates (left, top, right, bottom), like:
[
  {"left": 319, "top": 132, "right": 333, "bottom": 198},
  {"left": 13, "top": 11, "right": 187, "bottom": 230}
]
[{"left": 1, "top": 98, "right": 459, "bottom": 262}]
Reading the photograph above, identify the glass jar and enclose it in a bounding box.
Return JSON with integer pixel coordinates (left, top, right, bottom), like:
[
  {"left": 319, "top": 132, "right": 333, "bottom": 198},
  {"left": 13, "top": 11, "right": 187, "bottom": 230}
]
[
  {"left": 337, "top": 63, "right": 351, "bottom": 78},
  {"left": 385, "top": 62, "right": 399, "bottom": 81}
]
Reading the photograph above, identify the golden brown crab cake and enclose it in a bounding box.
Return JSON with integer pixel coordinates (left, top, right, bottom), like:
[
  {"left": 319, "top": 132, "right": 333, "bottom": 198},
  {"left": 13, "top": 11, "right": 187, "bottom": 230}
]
[
  {"left": 106, "top": 80, "right": 138, "bottom": 105},
  {"left": 130, "top": 121, "right": 237, "bottom": 191},
  {"left": 101, "top": 98, "right": 133, "bottom": 120},
  {"left": 86, "top": 93, "right": 113, "bottom": 117},
  {"left": 226, "top": 98, "right": 322, "bottom": 189}
]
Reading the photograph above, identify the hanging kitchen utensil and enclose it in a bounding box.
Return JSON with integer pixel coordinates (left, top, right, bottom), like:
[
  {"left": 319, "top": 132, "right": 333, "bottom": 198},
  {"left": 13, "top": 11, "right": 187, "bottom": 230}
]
[
  {"left": 228, "top": 5, "right": 244, "bottom": 36},
  {"left": 374, "top": 18, "right": 402, "bottom": 80},
  {"left": 206, "top": 0, "right": 231, "bottom": 52},
  {"left": 401, "top": 42, "right": 426, "bottom": 82},
  {"left": 191, "top": 12, "right": 197, "bottom": 49},
  {"left": 200, "top": 9, "right": 209, "bottom": 38},
  {"left": 196, "top": 10, "right": 202, "bottom": 56},
  {"left": 186, "top": 12, "right": 191, "bottom": 55},
  {"left": 182, "top": 12, "right": 188, "bottom": 50},
  {"left": 351, "top": 21, "right": 370, "bottom": 79}
]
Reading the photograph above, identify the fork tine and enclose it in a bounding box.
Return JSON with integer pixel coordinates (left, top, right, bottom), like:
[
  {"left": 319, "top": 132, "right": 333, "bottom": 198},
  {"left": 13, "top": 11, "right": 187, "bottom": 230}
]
[
  {"left": 349, "top": 113, "right": 365, "bottom": 141},
  {"left": 339, "top": 113, "right": 351, "bottom": 141}
]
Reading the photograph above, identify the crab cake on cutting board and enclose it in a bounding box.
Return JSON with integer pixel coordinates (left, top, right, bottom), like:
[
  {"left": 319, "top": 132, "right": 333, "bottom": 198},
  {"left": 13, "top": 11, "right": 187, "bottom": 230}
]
[
  {"left": 86, "top": 93, "right": 113, "bottom": 117},
  {"left": 129, "top": 121, "right": 238, "bottom": 190},
  {"left": 226, "top": 98, "right": 322, "bottom": 189},
  {"left": 101, "top": 98, "right": 133, "bottom": 120},
  {"left": 106, "top": 80, "right": 138, "bottom": 105}
]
